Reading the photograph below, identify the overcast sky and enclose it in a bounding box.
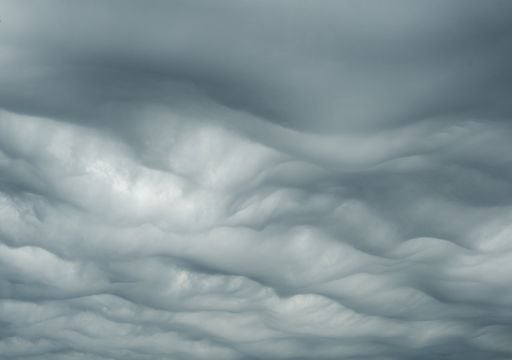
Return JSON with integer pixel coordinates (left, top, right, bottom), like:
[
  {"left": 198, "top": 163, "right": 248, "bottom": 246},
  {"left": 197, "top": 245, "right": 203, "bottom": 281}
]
[{"left": 1, "top": 1, "right": 512, "bottom": 359}]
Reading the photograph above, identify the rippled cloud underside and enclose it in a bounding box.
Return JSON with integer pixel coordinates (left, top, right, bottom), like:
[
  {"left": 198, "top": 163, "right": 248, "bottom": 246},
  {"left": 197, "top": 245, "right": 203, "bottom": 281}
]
[{"left": 1, "top": 1, "right": 512, "bottom": 359}]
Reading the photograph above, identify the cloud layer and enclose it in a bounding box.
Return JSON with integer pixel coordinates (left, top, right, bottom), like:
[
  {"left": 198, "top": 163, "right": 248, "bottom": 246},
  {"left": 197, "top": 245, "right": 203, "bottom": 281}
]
[{"left": 1, "top": 1, "right": 512, "bottom": 359}]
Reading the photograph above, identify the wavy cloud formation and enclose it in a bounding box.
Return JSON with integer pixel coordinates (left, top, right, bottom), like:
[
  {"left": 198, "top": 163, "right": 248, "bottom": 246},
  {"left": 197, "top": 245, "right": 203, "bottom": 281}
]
[{"left": 1, "top": 1, "right": 512, "bottom": 359}]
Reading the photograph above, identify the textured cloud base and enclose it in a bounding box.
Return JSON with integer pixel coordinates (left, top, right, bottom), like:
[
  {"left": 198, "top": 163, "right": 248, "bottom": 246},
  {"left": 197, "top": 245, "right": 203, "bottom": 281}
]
[{"left": 1, "top": 1, "right": 512, "bottom": 359}]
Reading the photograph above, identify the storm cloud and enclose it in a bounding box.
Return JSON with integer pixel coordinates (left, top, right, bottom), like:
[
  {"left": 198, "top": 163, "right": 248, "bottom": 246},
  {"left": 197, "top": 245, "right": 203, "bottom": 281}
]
[{"left": 1, "top": 1, "right": 512, "bottom": 359}]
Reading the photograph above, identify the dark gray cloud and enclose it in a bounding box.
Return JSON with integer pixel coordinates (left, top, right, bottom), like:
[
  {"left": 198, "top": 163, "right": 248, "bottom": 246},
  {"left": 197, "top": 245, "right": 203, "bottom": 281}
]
[{"left": 1, "top": 1, "right": 512, "bottom": 359}]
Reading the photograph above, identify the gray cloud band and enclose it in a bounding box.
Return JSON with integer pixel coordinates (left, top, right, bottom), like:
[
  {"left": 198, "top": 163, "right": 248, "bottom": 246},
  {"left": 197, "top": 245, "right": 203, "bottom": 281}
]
[{"left": 1, "top": 1, "right": 512, "bottom": 359}]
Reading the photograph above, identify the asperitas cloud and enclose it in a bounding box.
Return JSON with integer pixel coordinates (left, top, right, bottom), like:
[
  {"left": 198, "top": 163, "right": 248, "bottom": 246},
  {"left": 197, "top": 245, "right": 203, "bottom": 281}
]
[{"left": 1, "top": 1, "right": 512, "bottom": 359}]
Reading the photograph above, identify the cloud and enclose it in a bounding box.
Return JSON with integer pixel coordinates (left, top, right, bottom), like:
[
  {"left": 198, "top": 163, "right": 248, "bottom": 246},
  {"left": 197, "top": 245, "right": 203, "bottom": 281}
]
[{"left": 1, "top": 1, "right": 512, "bottom": 359}]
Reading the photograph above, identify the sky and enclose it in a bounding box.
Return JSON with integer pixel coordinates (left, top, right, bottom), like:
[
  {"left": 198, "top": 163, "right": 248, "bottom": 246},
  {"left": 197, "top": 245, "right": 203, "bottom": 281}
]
[{"left": 1, "top": 1, "right": 512, "bottom": 359}]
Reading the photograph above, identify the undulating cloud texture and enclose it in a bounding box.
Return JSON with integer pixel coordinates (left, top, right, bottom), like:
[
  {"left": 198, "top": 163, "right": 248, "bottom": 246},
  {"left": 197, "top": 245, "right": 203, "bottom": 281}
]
[{"left": 1, "top": 1, "right": 512, "bottom": 359}]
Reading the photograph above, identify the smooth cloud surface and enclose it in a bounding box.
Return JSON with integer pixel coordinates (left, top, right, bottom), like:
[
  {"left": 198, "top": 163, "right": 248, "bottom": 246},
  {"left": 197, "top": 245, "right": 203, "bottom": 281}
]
[{"left": 1, "top": 1, "right": 512, "bottom": 359}]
